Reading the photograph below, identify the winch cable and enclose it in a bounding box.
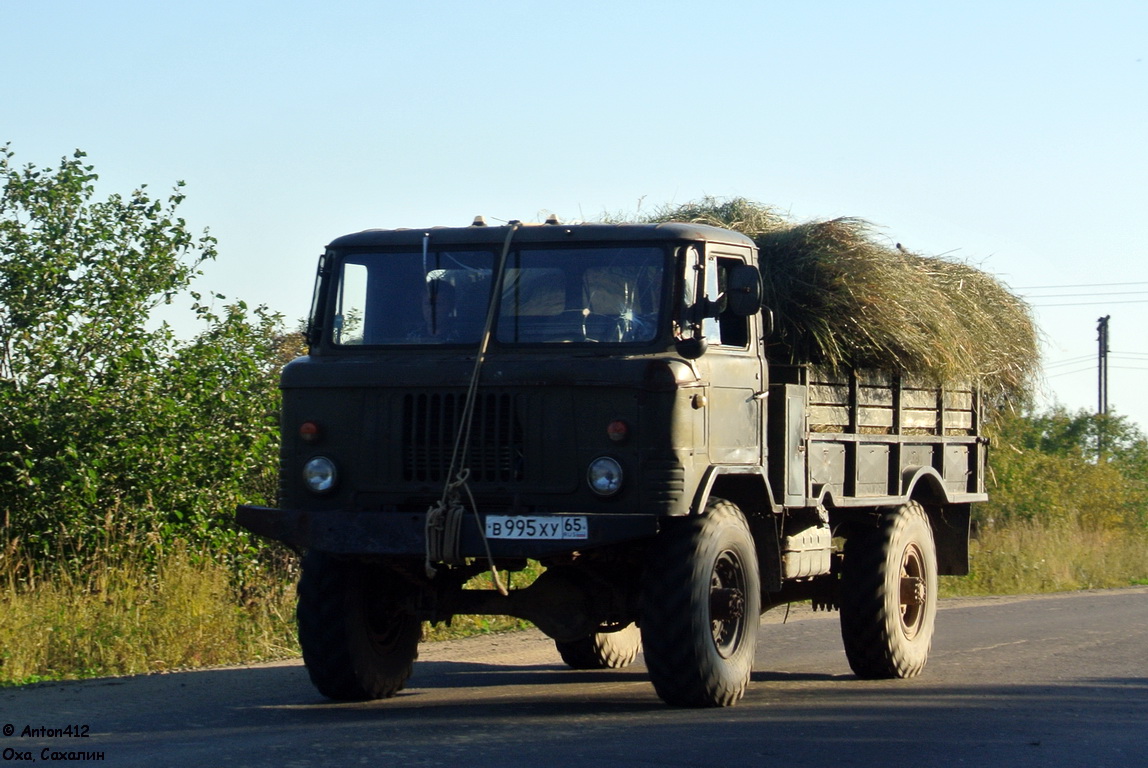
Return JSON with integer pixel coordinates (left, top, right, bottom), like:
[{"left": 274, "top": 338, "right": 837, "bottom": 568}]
[{"left": 424, "top": 221, "right": 520, "bottom": 594}]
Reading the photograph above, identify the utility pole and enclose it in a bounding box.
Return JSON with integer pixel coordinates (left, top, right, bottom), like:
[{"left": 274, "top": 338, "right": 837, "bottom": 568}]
[
  {"left": 1097, "top": 315, "right": 1110, "bottom": 415},
  {"left": 1097, "top": 315, "right": 1111, "bottom": 463}
]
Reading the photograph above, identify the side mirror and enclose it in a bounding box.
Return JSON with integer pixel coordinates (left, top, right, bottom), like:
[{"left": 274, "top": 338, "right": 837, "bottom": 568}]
[
  {"left": 726, "top": 264, "right": 763, "bottom": 317},
  {"left": 675, "top": 335, "right": 708, "bottom": 359}
]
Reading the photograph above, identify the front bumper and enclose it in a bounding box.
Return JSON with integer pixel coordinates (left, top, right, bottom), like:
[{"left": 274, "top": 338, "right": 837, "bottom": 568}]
[{"left": 236, "top": 505, "right": 659, "bottom": 558}]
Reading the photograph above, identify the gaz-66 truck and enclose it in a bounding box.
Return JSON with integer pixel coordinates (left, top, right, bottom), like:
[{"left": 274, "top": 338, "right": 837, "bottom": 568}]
[{"left": 237, "top": 218, "right": 986, "bottom": 707}]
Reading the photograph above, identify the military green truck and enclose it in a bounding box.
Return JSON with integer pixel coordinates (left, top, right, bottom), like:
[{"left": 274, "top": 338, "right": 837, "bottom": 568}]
[{"left": 237, "top": 219, "right": 986, "bottom": 707}]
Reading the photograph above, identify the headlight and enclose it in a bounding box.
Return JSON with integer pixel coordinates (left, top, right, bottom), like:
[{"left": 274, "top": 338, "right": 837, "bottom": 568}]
[
  {"left": 587, "top": 457, "right": 623, "bottom": 496},
  {"left": 303, "top": 456, "right": 338, "bottom": 494}
]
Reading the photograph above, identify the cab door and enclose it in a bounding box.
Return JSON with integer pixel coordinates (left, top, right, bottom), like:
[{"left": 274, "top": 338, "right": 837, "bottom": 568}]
[{"left": 703, "top": 246, "right": 764, "bottom": 465}]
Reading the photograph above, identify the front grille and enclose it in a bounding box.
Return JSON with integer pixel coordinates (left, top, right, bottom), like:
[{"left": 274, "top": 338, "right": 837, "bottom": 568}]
[{"left": 402, "top": 392, "right": 525, "bottom": 483}]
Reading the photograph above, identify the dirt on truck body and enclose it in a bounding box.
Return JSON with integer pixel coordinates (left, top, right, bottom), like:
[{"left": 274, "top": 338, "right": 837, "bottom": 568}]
[{"left": 238, "top": 219, "right": 987, "bottom": 707}]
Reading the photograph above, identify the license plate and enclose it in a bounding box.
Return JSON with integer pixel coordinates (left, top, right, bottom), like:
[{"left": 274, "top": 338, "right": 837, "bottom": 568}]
[{"left": 484, "top": 515, "right": 589, "bottom": 540}]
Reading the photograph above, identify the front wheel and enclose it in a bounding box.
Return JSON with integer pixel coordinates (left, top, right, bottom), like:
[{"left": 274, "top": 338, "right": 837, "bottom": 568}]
[
  {"left": 297, "top": 552, "right": 422, "bottom": 700},
  {"left": 640, "top": 498, "right": 760, "bottom": 707},
  {"left": 554, "top": 623, "right": 642, "bottom": 669},
  {"left": 839, "top": 501, "right": 938, "bottom": 679}
]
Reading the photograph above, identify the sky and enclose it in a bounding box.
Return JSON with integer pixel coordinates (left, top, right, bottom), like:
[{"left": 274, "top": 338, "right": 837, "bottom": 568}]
[{"left": 4, "top": 1, "right": 1147, "bottom": 427}]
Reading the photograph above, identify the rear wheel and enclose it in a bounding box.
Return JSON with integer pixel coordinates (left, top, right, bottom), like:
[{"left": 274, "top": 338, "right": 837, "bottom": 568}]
[
  {"left": 640, "top": 498, "right": 760, "bottom": 707},
  {"left": 839, "top": 501, "right": 938, "bottom": 679},
  {"left": 297, "top": 552, "right": 422, "bottom": 700},
  {"left": 555, "top": 623, "right": 642, "bottom": 669}
]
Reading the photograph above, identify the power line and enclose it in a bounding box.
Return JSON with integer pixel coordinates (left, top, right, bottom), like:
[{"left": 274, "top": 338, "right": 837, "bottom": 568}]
[
  {"left": 1029, "top": 299, "right": 1148, "bottom": 308},
  {"left": 1045, "top": 366, "right": 1097, "bottom": 379},
  {"left": 1017, "top": 280, "right": 1148, "bottom": 308},
  {"left": 1044, "top": 354, "right": 1095, "bottom": 368},
  {"left": 1047, "top": 353, "right": 1148, "bottom": 367},
  {"left": 1044, "top": 364, "right": 1148, "bottom": 377},
  {"left": 1016, "top": 280, "right": 1148, "bottom": 290},
  {"left": 1022, "top": 290, "right": 1148, "bottom": 298}
]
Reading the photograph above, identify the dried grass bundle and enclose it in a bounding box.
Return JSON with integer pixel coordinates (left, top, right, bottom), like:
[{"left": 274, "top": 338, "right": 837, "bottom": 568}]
[
  {"left": 646, "top": 197, "right": 1038, "bottom": 403},
  {"left": 647, "top": 197, "right": 789, "bottom": 235}
]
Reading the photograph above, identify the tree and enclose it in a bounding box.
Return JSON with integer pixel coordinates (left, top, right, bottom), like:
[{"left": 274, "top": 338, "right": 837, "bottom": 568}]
[
  {"left": 0, "top": 144, "right": 282, "bottom": 562},
  {"left": 983, "top": 406, "right": 1148, "bottom": 531},
  {"left": 0, "top": 146, "right": 212, "bottom": 388}
]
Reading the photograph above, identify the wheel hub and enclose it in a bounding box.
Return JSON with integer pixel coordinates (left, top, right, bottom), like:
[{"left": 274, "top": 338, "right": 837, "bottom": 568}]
[
  {"left": 898, "top": 542, "right": 927, "bottom": 638},
  {"left": 900, "top": 576, "right": 926, "bottom": 606},
  {"left": 710, "top": 587, "right": 745, "bottom": 621}
]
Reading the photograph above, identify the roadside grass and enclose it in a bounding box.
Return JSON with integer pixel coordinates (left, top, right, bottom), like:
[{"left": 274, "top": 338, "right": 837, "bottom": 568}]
[
  {"left": 941, "top": 519, "right": 1148, "bottom": 596},
  {"left": 3, "top": 519, "right": 1146, "bottom": 687},
  {"left": 0, "top": 539, "right": 298, "bottom": 687}
]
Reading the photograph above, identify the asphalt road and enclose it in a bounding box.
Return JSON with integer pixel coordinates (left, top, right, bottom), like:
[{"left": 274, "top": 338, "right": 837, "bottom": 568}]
[{"left": 3, "top": 588, "right": 1146, "bottom": 767}]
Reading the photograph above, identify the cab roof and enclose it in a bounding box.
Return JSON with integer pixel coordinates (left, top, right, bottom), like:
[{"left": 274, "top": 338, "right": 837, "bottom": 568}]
[{"left": 326, "top": 221, "right": 757, "bottom": 250}]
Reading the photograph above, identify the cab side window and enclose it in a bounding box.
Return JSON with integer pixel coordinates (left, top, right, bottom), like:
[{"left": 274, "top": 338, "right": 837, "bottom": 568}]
[{"left": 713, "top": 257, "right": 750, "bottom": 348}]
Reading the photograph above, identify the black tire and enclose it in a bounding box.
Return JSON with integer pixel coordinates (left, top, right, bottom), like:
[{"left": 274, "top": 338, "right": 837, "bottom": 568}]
[
  {"left": 297, "top": 551, "right": 422, "bottom": 700},
  {"left": 639, "top": 498, "right": 760, "bottom": 707},
  {"left": 839, "top": 501, "right": 938, "bottom": 679},
  {"left": 555, "top": 623, "right": 642, "bottom": 669}
]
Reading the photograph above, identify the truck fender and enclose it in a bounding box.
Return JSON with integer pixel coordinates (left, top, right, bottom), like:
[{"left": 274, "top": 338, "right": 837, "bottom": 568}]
[
  {"left": 900, "top": 466, "right": 950, "bottom": 506},
  {"left": 901, "top": 467, "right": 972, "bottom": 576},
  {"left": 810, "top": 467, "right": 954, "bottom": 509},
  {"left": 690, "top": 466, "right": 779, "bottom": 518}
]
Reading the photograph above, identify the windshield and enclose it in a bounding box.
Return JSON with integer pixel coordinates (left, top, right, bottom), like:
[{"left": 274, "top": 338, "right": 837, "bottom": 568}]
[{"left": 331, "top": 246, "right": 665, "bottom": 346}]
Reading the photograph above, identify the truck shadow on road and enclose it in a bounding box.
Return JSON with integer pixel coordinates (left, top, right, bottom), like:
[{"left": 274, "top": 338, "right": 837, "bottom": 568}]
[
  {"left": 10, "top": 658, "right": 1148, "bottom": 768},
  {"left": 365, "top": 658, "right": 846, "bottom": 695}
]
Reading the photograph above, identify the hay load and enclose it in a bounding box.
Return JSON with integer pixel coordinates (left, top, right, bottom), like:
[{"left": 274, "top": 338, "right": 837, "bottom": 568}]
[{"left": 645, "top": 197, "right": 1038, "bottom": 404}]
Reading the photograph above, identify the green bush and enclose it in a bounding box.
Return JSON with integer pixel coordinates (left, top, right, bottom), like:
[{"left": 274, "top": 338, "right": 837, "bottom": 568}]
[
  {"left": 0, "top": 144, "right": 285, "bottom": 568},
  {"left": 982, "top": 406, "right": 1148, "bottom": 531}
]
